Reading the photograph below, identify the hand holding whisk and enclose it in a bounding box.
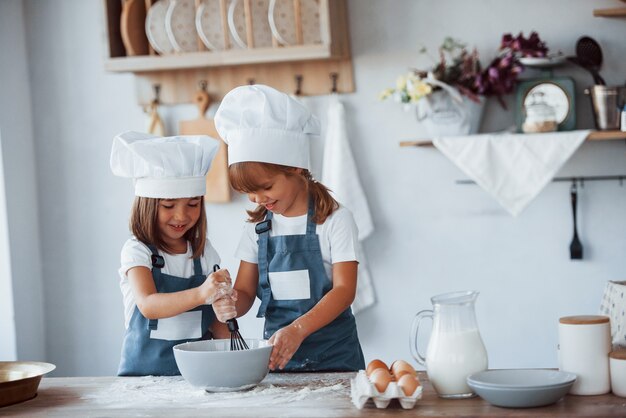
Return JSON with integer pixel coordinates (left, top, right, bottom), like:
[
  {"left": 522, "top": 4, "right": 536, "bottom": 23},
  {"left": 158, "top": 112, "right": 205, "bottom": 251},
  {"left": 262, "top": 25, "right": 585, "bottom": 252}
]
[{"left": 212, "top": 264, "right": 249, "bottom": 351}]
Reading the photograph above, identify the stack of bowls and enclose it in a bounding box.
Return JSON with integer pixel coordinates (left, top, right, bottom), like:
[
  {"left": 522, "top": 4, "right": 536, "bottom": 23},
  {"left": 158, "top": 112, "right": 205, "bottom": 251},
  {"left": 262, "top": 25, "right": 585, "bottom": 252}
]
[{"left": 466, "top": 369, "right": 576, "bottom": 408}]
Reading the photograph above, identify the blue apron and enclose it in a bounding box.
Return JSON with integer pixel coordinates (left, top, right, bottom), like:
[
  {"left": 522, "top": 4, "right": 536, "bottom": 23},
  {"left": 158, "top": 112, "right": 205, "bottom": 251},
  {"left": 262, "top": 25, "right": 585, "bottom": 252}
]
[
  {"left": 118, "top": 245, "right": 215, "bottom": 376},
  {"left": 256, "top": 201, "right": 365, "bottom": 371}
]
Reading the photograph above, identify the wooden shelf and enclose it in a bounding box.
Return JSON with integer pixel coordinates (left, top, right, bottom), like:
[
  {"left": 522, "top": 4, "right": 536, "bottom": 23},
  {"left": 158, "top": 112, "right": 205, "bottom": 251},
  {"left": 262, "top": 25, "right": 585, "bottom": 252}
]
[
  {"left": 593, "top": 7, "right": 626, "bottom": 17},
  {"left": 103, "top": 0, "right": 354, "bottom": 104},
  {"left": 399, "top": 131, "right": 626, "bottom": 147},
  {"left": 104, "top": 44, "right": 342, "bottom": 73}
]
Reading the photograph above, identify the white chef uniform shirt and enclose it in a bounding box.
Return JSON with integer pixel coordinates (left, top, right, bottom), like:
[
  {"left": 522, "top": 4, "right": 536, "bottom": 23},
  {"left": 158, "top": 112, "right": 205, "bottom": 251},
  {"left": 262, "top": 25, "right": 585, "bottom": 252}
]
[
  {"left": 235, "top": 205, "right": 361, "bottom": 282},
  {"left": 118, "top": 237, "right": 220, "bottom": 329}
]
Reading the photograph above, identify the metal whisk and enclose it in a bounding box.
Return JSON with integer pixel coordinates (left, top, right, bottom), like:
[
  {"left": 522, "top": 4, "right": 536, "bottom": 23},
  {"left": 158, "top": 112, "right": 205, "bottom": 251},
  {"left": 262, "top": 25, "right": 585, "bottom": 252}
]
[{"left": 213, "top": 265, "right": 249, "bottom": 351}]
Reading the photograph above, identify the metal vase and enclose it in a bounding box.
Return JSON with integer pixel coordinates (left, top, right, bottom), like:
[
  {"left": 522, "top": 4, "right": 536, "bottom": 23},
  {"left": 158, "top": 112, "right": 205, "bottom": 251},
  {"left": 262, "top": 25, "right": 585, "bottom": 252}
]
[{"left": 585, "top": 85, "right": 626, "bottom": 130}]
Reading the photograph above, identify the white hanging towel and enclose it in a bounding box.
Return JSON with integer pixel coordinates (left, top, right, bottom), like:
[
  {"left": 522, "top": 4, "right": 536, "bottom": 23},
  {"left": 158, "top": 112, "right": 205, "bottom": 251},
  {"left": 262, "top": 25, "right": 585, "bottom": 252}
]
[
  {"left": 322, "top": 95, "right": 376, "bottom": 314},
  {"left": 433, "top": 130, "right": 590, "bottom": 216}
]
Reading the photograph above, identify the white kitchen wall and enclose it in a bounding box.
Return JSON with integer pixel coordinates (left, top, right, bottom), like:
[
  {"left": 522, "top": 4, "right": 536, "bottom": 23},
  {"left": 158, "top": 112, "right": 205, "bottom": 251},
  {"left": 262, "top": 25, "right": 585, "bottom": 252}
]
[
  {"left": 6, "top": 0, "right": 625, "bottom": 375},
  {"left": 0, "top": 0, "right": 45, "bottom": 362}
]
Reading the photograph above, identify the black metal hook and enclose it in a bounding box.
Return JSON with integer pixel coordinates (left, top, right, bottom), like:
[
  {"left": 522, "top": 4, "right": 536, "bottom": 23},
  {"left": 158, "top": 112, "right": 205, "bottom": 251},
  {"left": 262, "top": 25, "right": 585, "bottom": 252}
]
[
  {"left": 152, "top": 84, "right": 161, "bottom": 104},
  {"left": 294, "top": 74, "right": 303, "bottom": 96},
  {"left": 330, "top": 72, "right": 338, "bottom": 93},
  {"left": 198, "top": 80, "right": 208, "bottom": 91}
]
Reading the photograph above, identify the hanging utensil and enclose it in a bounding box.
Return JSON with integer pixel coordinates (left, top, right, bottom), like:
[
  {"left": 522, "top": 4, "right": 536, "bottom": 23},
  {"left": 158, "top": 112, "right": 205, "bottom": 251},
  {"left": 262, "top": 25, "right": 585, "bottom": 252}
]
[
  {"left": 569, "top": 182, "right": 583, "bottom": 260},
  {"left": 146, "top": 84, "right": 165, "bottom": 136},
  {"left": 568, "top": 36, "right": 606, "bottom": 86},
  {"left": 213, "top": 264, "right": 249, "bottom": 351}
]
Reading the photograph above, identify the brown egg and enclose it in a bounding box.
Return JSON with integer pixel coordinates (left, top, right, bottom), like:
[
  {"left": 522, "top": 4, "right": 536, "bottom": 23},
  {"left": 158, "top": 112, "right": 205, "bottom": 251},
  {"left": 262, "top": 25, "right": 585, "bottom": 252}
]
[
  {"left": 366, "top": 359, "right": 388, "bottom": 376},
  {"left": 390, "top": 359, "right": 417, "bottom": 377},
  {"left": 397, "top": 373, "right": 421, "bottom": 396},
  {"left": 393, "top": 369, "right": 411, "bottom": 380},
  {"left": 369, "top": 368, "right": 392, "bottom": 393}
]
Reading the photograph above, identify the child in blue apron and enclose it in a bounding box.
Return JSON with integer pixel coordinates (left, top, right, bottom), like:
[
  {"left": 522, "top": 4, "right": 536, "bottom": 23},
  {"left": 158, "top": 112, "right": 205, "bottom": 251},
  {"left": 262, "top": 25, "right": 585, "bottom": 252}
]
[
  {"left": 110, "top": 131, "right": 237, "bottom": 376},
  {"left": 213, "top": 85, "right": 365, "bottom": 372}
]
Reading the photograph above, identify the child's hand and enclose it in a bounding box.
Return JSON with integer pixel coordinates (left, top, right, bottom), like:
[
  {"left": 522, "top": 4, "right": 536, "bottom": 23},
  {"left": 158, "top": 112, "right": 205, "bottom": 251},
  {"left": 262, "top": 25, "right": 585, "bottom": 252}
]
[
  {"left": 212, "top": 290, "right": 238, "bottom": 323},
  {"left": 200, "top": 268, "right": 232, "bottom": 305},
  {"left": 268, "top": 323, "right": 306, "bottom": 370}
]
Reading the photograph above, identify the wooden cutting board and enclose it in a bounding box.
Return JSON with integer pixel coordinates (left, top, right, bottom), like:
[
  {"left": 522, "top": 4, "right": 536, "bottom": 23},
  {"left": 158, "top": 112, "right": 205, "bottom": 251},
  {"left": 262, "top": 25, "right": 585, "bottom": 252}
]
[
  {"left": 120, "top": 0, "right": 149, "bottom": 56},
  {"left": 179, "top": 88, "right": 231, "bottom": 203}
]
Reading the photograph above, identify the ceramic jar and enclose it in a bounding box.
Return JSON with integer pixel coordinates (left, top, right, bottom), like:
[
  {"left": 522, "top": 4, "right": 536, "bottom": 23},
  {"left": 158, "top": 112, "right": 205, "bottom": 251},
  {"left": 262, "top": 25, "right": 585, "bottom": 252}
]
[
  {"left": 558, "top": 315, "right": 611, "bottom": 395},
  {"left": 610, "top": 351, "right": 626, "bottom": 397}
]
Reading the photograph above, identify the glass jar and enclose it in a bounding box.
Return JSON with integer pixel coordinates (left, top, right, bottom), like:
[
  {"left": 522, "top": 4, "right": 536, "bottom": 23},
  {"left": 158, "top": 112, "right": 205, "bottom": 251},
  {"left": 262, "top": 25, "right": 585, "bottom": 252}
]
[{"left": 522, "top": 91, "right": 558, "bottom": 133}]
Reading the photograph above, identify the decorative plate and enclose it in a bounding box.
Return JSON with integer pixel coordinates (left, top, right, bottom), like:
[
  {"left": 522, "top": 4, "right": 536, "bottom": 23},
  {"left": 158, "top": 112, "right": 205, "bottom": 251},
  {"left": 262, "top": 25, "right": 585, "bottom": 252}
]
[
  {"left": 196, "top": 0, "right": 229, "bottom": 50},
  {"left": 269, "top": 0, "right": 321, "bottom": 46},
  {"left": 165, "top": 0, "right": 198, "bottom": 53},
  {"left": 228, "top": 0, "right": 273, "bottom": 49},
  {"left": 519, "top": 55, "right": 567, "bottom": 68},
  {"left": 146, "top": 0, "right": 176, "bottom": 54}
]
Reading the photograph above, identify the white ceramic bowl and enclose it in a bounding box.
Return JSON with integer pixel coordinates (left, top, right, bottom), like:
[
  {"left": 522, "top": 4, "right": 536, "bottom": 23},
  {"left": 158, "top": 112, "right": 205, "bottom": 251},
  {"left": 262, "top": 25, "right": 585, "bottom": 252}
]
[
  {"left": 174, "top": 339, "right": 272, "bottom": 392},
  {"left": 466, "top": 369, "right": 576, "bottom": 408}
]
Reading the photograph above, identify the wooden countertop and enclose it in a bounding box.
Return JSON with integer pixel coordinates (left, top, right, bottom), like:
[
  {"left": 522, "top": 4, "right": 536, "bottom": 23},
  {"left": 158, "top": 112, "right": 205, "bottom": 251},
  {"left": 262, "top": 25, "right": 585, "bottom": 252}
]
[{"left": 2, "top": 372, "right": 625, "bottom": 417}]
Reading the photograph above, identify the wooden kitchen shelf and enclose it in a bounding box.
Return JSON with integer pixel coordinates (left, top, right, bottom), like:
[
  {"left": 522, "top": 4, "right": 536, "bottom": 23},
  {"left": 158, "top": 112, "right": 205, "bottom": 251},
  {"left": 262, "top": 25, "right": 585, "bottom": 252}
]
[
  {"left": 102, "top": 0, "right": 354, "bottom": 105},
  {"left": 399, "top": 130, "right": 626, "bottom": 147},
  {"left": 104, "top": 44, "right": 342, "bottom": 72},
  {"left": 593, "top": 7, "right": 626, "bottom": 17}
]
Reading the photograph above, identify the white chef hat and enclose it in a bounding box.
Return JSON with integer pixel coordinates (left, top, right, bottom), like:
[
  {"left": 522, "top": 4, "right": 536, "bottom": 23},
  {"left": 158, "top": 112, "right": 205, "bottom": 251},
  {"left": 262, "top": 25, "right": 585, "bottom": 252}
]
[
  {"left": 110, "top": 131, "right": 219, "bottom": 198},
  {"left": 214, "top": 84, "right": 320, "bottom": 169}
]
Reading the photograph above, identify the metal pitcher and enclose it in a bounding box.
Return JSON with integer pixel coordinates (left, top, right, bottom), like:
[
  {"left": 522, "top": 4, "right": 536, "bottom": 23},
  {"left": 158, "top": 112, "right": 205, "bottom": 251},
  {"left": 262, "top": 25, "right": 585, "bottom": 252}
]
[{"left": 410, "top": 291, "right": 488, "bottom": 398}]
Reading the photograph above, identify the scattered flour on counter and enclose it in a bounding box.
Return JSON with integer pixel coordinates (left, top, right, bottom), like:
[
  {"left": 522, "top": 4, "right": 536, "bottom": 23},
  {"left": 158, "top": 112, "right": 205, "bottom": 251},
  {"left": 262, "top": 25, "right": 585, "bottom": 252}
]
[{"left": 81, "top": 376, "right": 347, "bottom": 408}]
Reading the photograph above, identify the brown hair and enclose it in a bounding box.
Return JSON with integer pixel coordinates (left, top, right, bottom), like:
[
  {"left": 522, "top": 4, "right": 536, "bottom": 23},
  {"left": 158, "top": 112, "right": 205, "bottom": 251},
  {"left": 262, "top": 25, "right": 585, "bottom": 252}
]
[
  {"left": 229, "top": 162, "right": 338, "bottom": 224},
  {"left": 129, "top": 196, "right": 207, "bottom": 259}
]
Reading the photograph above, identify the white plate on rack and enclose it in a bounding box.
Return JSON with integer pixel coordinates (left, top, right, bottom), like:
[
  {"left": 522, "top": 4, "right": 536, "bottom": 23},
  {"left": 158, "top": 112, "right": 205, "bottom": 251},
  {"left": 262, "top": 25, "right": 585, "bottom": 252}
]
[
  {"left": 196, "top": 0, "right": 229, "bottom": 50},
  {"left": 228, "top": 0, "right": 273, "bottom": 49},
  {"left": 268, "top": 0, "right": 321, "bottom": 46},
  {"left": 146, "top": 0, "right": 176, "bottom": 54},
  {"left": 165, "top": 0, "right": 198, "bottom": 53},
  {"left": 519, "top": 55, "right": 567, "bottom": 68}
]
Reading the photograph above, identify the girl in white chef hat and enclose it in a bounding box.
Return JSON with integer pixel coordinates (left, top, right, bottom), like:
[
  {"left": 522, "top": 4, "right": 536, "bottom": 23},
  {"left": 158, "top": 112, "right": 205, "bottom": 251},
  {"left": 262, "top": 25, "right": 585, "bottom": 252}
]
[
  {"left": 214, "top": 85, "right": 365, "bottom": 371},
  {"left": 110, "top": 131, "right": 237, "bottom": 376}
]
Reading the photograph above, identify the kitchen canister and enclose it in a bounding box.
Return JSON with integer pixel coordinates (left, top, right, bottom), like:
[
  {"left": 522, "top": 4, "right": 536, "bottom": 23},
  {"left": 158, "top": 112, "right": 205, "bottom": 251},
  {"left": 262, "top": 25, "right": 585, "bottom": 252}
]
[
  {"left": 610, "top": 351, "right": 626, "bottom": 397},
  {"left": 558, "top": 315, "right": 611, "bottom": 395}
]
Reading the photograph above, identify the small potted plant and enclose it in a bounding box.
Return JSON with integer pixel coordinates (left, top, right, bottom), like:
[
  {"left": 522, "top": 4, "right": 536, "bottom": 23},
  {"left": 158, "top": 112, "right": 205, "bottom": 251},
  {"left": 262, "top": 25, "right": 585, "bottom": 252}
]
[{"left": 380, "top": 33, "right": 548, "bottom": 136}]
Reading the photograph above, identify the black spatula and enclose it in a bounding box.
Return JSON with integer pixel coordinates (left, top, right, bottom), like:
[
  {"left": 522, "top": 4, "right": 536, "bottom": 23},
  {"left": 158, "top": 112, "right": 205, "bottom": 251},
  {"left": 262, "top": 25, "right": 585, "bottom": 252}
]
[{"left": 569, "top": 183, "right": 583, "bottom": 260}]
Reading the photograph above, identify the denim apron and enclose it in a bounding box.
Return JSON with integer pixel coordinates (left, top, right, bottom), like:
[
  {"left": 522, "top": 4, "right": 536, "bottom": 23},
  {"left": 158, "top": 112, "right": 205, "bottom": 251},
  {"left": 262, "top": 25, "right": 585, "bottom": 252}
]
[
  {"left": 118, "top": 244, "right": 215, "bottom": 376},
  {"left": 256, "top": 202, "right": 365, "bottom": 371}
]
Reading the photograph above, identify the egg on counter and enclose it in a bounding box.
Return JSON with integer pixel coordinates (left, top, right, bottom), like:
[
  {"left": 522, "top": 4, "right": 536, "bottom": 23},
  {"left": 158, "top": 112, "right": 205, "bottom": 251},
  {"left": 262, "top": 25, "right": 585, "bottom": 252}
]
[
  {"left": 397, "top": 373, "right": 421, "bottom": 396},
  {"left": 390, "top": 360, "right": 417, "bottom": 378},
  {"left": 366, "top": 359, "right": 388, "bottom": 376},
  {"left": 369, "top": 368, "right": 393, "bottom": 393}
]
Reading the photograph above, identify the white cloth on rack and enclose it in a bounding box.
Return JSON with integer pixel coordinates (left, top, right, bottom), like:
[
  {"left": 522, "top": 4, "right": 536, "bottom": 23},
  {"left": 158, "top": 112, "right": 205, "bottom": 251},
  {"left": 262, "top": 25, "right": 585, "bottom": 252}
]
[
  {"left": 433, "top": 130, "right": 590, "bottom": 216},
  {"left": 322, "top": 95, "right": 376, "bottom": 314}
]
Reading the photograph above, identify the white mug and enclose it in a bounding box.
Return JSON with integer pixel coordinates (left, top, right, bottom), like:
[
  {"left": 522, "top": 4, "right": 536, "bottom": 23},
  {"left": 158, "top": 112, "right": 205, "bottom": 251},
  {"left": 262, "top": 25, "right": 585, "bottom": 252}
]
[
  {"left": 558, "top": 315, "right": 611, "bottom": 395},
  {"left": 610, "top": 351, "right": 626, "bottom": 397}
]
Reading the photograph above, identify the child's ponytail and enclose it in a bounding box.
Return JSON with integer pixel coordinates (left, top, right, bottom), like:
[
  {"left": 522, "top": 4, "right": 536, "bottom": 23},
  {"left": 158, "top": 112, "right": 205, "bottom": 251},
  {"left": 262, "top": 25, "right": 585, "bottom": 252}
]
[{"left": 302, "top": 170, "right": 338, "bottom": 225}]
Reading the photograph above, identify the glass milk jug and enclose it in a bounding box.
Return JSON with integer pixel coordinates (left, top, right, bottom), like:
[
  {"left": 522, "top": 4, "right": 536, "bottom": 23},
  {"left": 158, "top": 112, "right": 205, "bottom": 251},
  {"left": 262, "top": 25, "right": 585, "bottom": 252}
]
[{"left": 410, "top": 291, "right": 488, "bottom": 398}]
